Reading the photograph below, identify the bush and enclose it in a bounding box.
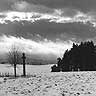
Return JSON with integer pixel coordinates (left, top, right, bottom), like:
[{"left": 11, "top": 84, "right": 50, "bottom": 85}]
[{"left": 51, "top": 65, "right": 60, "bottom": 72}]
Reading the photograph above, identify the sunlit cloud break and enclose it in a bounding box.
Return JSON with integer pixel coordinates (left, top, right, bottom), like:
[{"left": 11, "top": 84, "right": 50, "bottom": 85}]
[
  {"left": 0, "top": 35, "right": 73, "bottom": 57},
  {"left": 0, "top": 10, "right": 96, "bottom": 27}
]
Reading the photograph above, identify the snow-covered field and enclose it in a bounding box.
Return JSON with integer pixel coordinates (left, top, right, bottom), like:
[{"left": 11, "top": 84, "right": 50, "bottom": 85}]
[
  {"left": 0, "top": 64, "right": 96, "bottom": 96},
  {"left": 0, "top": 64, "right": 52, "bottom": 75}
]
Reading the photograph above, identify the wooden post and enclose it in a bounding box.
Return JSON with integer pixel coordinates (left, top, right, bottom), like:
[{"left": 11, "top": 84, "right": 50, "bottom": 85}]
[{"left": 22, "top": 53, "right": 26, "bottom": 77}]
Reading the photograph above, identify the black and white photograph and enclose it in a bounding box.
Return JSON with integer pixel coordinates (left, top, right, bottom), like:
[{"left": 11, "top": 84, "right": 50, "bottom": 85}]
[{"left": 0, "top": 0, "right": 96, "bottom": 96}]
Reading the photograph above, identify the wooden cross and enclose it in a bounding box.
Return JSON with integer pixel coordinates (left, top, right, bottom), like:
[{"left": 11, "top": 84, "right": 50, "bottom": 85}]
[{"left": 22, "top": 53, "right": 26, "bottom": 76}]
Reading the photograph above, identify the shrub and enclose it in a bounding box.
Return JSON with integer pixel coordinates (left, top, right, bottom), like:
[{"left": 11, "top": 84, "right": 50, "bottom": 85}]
[{"left": 51, "top": 65, "right": 60, "bottom": 72}]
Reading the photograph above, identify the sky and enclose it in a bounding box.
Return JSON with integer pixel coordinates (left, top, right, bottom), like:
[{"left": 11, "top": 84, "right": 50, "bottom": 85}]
[{"left": 0, "top": 0, "right": 96, "bottom": 62}]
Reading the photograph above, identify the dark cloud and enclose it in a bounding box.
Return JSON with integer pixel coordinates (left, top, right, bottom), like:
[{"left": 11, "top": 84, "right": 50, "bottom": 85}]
[
  {"left": 0, "top": 0, "right": 18, "bottom": 11},
  {"left": 0, "top": 20, "right": 96, "bottom": 42},
  {"left": 0, "top": 0, "right": 96, "bottom": 42},
  {"left": 0, "top": 0, "right": 96, "bottom": 13},
  {"left": 61, "top": 8, "right": 78, "bottom": 17},
  {"left": 0, "top": 0, "right": 96, "bottom": 21},
  {"left": 17, "top": 21, "right": 96, "bottom": 41},
  {"left": 11, "top": 1, "right": 54, "bottom": 13},
  {"left": 24, "top": 0, "right": 96, "bottom": 12},
  {"left": 0, "top": 23, "right": 15, "bottom": 36}
]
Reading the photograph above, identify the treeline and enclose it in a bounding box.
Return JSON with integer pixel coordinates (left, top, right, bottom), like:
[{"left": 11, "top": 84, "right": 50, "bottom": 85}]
[{"left": 51, "top": 41, "right": 96, "bottom": 72}]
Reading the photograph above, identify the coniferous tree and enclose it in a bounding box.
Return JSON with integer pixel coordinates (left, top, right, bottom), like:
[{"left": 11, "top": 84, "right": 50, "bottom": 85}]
[{"left": 51, "top": 41, "right": 96, "bottom": 72}]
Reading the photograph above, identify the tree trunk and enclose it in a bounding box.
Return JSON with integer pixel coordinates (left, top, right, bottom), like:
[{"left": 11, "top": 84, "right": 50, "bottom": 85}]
[{"left": 14, "top": 64, "right": 16, "bottom": 77}]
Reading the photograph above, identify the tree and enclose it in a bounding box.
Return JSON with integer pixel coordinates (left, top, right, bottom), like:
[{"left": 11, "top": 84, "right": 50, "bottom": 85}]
[
  {"left": 57, "top": 58, "right": 62, "bottom": 68},
  {"left": 7, "top": 45, "right": 21, "bottom": 77},
  {"left": 62, "top": 49, "right": 70, "bottom": 71},
  {"left": 61, "top": 41, "right": 96, "bottom": 71},
  {"left": 51, "top": 41, "right": 96, "bottom": 72}
]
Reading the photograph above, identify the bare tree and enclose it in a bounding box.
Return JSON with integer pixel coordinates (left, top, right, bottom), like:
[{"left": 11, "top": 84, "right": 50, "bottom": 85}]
[{"left": 7, "top": 45, "right": 21, "bottom": 77}]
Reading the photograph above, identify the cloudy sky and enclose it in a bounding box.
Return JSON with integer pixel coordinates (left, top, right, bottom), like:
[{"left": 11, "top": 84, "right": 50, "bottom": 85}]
[{"left": 0, "top": 0, "right": 96, "bottom": 61}]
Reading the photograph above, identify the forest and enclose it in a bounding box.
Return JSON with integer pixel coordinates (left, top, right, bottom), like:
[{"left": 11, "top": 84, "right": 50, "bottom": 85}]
[{"left": 51, "top": 41, "right": 96, "bottom": 72}]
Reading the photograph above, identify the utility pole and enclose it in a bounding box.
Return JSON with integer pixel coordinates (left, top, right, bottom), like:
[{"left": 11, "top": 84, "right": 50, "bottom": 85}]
[{"left": 22, "top": 53, "right": 26, "bottom": 77}]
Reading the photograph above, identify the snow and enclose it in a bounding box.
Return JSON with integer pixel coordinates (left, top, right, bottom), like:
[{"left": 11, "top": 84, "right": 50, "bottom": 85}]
[
  {"left": 0, "top": 64, "right": 96, "bottom": 96},
  {"left": 0, "top": 64, "right": 52, "bottom": 75}
]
